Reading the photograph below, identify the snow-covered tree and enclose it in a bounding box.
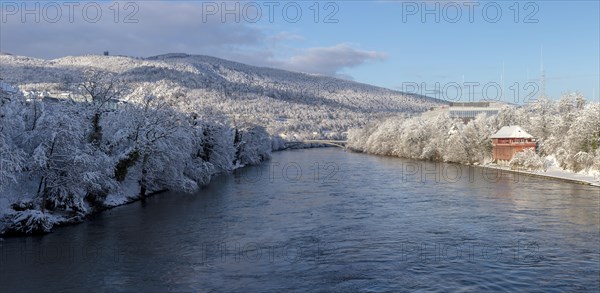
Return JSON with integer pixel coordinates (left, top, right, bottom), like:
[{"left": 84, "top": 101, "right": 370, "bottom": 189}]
[
  {"left": 233, "top": 124, "right": 271, "bottom": 166},
  {"left": 560, "top": 103, "right": 600, "bottom": 171},
  {"left": 509, "top": 148, "right": 548, "bottom": 171},
  {"left": 80, "top": 69, "right": 129, "bottom": 146},
  {"left": 526, "top": 97, "right": 557, "bottom": 156},
  {"left": 0, "top": 91, "right": 26, "bottom": 189},
  {"left": 27, "top": 101, "right": 115, "bottom": 213}
]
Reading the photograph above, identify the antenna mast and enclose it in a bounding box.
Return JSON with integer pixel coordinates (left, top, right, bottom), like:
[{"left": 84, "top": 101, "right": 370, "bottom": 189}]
[
  {"left": 540, "top": 46, "right": 546, "bottom": 98},
  {"left": 501, "top": 61, "right": 505, "bottom": 101}
]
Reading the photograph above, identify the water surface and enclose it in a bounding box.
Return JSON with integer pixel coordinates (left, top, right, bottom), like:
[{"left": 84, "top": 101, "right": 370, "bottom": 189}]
[{"left": 1, "top": 148, "right": 599, "bottom": 292}]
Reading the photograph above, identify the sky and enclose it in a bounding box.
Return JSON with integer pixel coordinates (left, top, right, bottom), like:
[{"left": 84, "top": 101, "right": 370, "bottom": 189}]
[{"left": 0, "top": 0, "right": 599, "bottom": 103}]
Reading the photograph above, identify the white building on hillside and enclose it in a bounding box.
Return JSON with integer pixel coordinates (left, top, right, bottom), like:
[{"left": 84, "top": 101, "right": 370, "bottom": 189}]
[{"left": 422, "top": 101, "right": 512, "bottom": 122}]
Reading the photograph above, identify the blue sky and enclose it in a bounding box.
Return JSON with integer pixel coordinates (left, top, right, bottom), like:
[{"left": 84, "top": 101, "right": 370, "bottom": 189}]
[{"left": 1, "top": 1, "right": 598, "bottom": 102}]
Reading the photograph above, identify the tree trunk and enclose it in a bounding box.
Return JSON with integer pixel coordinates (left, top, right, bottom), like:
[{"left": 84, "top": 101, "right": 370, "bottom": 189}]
[
  {"left": 89, "top": 112, "right": 103, "bottom": 145},
  {"left": 114, "top": 149, "right": 140, "bottom": 182},
  {"left": 139, "top": 154, "right": 149, "bottom": 197}
]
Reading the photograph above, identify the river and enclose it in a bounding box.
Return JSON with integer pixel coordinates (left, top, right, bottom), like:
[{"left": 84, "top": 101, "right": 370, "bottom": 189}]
[{"left": 1, "top": 148, "right": 599, "bottom": 292}]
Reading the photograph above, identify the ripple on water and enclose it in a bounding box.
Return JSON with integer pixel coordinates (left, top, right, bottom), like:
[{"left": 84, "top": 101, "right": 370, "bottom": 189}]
[{"left": 0, "top": 149, "right": 598, "bottom": 292}]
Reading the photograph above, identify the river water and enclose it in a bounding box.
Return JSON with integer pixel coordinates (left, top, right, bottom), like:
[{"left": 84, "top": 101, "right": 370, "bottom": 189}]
[{"left": 1, "top": 148, "right": 599, "bottom": 292}]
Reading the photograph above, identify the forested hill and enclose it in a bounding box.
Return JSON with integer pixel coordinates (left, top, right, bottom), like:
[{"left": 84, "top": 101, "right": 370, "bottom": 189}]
[{"left": 0, "top": 53, "right": 444, "bottom": 138}]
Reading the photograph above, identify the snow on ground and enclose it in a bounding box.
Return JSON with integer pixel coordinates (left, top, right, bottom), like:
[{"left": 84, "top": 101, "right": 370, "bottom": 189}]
[
  {"left": 541, "top": 166, "right": 600, "bottom": 186},
  {"left": 484, "top": 161, "right": 600, "bottom": 187},
  {"left": 104, "top": 180, "right": 140, "bottom": 207}
]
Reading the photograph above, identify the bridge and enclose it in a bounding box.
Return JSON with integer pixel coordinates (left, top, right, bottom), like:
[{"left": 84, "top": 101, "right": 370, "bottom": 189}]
[{"left": 285, "top": 140, "right": 348, "bottom": 149}]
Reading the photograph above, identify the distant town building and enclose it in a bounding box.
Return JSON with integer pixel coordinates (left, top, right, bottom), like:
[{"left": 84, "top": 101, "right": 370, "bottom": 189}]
[
  {"left": 490, "top": 126, "right": 537, "bottom": 161},
  {"left": 274, "top": 116, "right": 288, "bottom": 123},
  {"left": 0, "top": 79, "right": 18, "bottom": 94},
  {"left": 106, "top": 98, "right": 127, "bottom": 111},
  {"left": 0, "top": 79, "right": 19, "bottom": 102},
  {"left": 422, "top": 101, "right": 509, "bottom": 122}
]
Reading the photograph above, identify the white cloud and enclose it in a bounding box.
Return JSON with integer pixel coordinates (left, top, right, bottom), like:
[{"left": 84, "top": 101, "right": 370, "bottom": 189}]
[
  {"left": 277, "top": 44, "right": 387, "bottom": 76},
  {"left": 0, "top": 2, "right": 386, "bottom": 78},
  {"left": 0, "top": 2, "right": 266, "bottom": 58}
]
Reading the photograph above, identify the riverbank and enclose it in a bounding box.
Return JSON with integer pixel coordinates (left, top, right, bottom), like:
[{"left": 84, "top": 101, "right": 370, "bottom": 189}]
[
  {"left": 3, "top": 145, "right": 596, "bottom": 237},
  {"left": 481, "top": 163, "right": 600, "bottom": 187},
  {"left": 346, "top": 148, "right": 600, "bottom": 188},
  {"left": 0, "top": 140, "right": 341, "bottom": 237},
  {"left": 0, "top": 158, "right": 269, "bottom": 237},
  {"left": 0, "top": 183, "right": 172, "bottom": 237}
]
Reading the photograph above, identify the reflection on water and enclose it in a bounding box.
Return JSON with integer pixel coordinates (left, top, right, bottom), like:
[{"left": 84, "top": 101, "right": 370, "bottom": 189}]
[{"left": 1, "top": 148, "right": 598, "bottom": 292}]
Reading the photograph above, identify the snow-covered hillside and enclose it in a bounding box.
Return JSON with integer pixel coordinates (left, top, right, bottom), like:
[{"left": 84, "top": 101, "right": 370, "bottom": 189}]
[
  {"left": 0, "top": 53, "right": 445, "bottom": 235},
  {"left": 0, "top": 53, "right": 444, "bottom": 139}
]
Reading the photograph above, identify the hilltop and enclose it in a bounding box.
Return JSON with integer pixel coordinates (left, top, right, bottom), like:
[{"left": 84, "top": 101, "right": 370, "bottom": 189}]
[{"left": 0, "top": 53, "right": 444, "bottom": 139}]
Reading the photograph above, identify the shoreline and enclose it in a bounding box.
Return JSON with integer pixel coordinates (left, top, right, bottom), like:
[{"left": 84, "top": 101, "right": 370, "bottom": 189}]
[
  {"left": 3, "top": 147, "right": 597, "bottom": 237},
  {"left": 480, "top": 164, "right": 600, "bottom": 187},
  {"left": 0, "top": 143, "right": 338, "bottom": 237},
  {"left": 0, "top": 187, "right": 173, "bottom": 238},
  {"left": 0, "top": 161, "right": 267, "bottom": 237},
  {"left": 347, "top": 148, "right": 600, "bottom": 188}
]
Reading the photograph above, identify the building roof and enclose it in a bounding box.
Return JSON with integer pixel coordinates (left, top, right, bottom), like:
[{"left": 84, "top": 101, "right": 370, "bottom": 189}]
[
  {"left": 449, "top": 102, "right": 490, "bottom": 107},
  {"left": 490, "top": 125, "right": 534, "bottom": 139}
]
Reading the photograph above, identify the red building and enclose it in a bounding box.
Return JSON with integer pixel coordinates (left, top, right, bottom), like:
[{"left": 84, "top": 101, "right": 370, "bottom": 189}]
[{"left": 491, "top": 126, "right": 537, "bottom": 161}]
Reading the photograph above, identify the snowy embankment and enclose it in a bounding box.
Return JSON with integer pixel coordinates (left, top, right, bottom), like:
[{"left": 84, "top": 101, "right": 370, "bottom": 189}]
[
  {"left": 0, "top": 136, "right": 333, "bottom": 236},
  {"left": 482, "top": 163, "right": 600, "bottom": 187},
  {"left": 0, "top": 162, "right": 254, "bottom": 236}
]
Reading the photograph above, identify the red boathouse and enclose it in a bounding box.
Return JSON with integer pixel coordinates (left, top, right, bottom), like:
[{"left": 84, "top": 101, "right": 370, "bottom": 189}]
[{"left": 491, "top": 126, "right": 537, "bottom": 162}]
